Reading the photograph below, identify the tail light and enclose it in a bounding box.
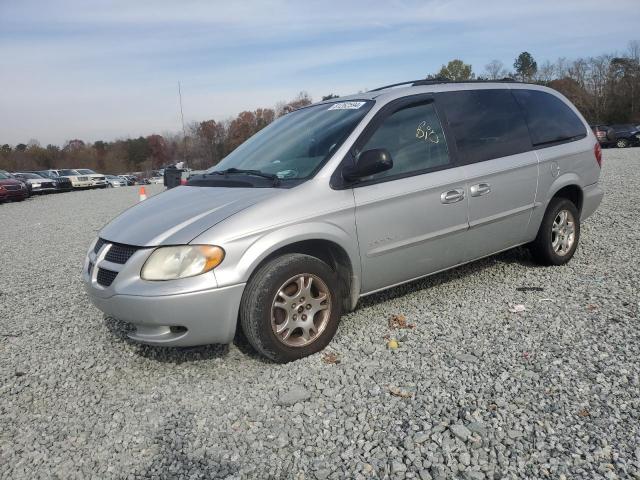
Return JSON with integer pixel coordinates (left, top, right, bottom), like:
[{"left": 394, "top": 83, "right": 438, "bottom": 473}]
[{"left": 594, "top": 142, "right": 602, "bottom": 168}]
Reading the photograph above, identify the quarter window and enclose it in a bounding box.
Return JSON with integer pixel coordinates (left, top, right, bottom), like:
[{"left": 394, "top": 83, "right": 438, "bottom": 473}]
[
  {"left": 513, "top": 89, "right": 587, "bottom": 146},
  {"left": 359, "top": 102, "right": 450, "bottom": 179},
  {"left": 438, "top": 89, "right": 531, "bottom": 164}
]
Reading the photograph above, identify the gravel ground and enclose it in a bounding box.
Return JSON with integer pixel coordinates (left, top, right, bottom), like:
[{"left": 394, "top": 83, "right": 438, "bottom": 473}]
[{"left": 1, "top": 150, "right": 639, "bottom": 480}]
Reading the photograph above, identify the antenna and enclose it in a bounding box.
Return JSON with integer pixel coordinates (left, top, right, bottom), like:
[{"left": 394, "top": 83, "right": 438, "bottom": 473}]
[{"left": 178, "top": 81, "right": 187, "bottom": 164}]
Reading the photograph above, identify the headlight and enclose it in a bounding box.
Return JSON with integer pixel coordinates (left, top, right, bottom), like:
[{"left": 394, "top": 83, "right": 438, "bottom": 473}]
[{"left": 141, "top": 245, "right": 224, "bottom": 281}]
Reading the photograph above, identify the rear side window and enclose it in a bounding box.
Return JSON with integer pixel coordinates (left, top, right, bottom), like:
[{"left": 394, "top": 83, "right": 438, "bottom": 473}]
[
  {"left": 512, "top": 89, "right": 586, "bottom": 146},
  {"left": 359, "top": 102, "right": 450, "bottom": 180},
  {"left": 438, "top": 89, "right": 531, "bottom": 164}
]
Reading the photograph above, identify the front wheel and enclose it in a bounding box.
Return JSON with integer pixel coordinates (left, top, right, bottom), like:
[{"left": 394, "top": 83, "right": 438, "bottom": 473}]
[
  {"left": 616, "top": 138, "right": 629, "bottom": 148},
  {"left": 529, "top": 197, "right": 580, "bottom": 266},
  {"left": 240, "top": 254, "right": 342, "bottom": 363}
]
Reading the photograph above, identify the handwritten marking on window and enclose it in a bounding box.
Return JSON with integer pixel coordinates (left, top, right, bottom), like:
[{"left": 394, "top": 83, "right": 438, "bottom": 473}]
[{"left": 416, "top": 121, "right": 440, "bottom": 144}]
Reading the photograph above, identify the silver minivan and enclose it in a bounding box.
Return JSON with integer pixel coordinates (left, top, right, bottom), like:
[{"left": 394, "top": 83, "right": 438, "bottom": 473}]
[{"left": 83, "top": 80, "right": 604, "bottom": 362}]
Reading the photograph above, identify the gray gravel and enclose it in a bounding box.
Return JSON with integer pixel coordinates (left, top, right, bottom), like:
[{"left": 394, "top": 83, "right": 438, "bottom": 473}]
[{"left": 1, "top": 149, "right": 639, "bottom": 479}]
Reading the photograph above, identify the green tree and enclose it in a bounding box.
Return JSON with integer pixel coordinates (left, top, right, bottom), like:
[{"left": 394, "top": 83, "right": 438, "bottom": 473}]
[
  {"left": 434, "top": 59, "right": 474, "bottom": 81},
  {"left": 514, "top": 52, "right": 538, "bottom": 82},
  {"left": 127, "top": 137, "right": 150, "bottom": 166}
]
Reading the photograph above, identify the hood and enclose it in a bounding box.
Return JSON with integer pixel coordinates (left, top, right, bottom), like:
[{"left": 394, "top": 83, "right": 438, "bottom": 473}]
[
  {"left": 99, "top": 185, "right": 281, "bottom": 246},
  {"left": 0, "top": 179, "right": 23, "bottom": 186}
]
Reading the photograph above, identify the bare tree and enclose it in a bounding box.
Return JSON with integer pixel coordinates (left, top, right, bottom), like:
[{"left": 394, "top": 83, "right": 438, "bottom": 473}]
[
  {"left": 483, "top": 59, "right": 509, "bottom": 80},
  {"left": 536, "top": 60, "right": 555, "bottom": 83}
]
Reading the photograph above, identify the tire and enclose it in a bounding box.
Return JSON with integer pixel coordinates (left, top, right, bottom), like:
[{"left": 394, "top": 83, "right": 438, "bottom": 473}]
[
  {"left": 529, "top": 197, "right": 580, "bottom": 266},
  {"left": 240, "top": 253, "right": 342, "bottom": 363},
  {"left": 616, "top": 138, "right": 629, "bottom": 148}
]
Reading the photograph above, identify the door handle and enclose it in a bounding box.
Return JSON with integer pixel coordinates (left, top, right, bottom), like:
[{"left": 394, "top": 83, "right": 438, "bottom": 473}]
[
  {"left": 470, "top": 183, "right": 491, "bottom": 197},
  {"left": 440, "top": 189, "right": 465, "bottom": 204}
]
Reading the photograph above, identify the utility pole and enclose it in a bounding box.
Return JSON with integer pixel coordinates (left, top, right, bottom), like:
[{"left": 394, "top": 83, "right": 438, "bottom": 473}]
[{"left": 178, "top": 81, "right": 188, "bottom": 165}]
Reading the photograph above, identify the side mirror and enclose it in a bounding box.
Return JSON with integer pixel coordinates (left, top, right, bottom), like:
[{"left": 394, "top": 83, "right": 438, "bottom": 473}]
[{"left": 342, "top": 148, "right": 393, "bottom": 182}]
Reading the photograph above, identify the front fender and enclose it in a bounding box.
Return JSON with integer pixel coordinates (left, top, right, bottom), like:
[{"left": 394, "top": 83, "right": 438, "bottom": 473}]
[{"left": 213, "top": 222, "right": 362, "bottom": 310}]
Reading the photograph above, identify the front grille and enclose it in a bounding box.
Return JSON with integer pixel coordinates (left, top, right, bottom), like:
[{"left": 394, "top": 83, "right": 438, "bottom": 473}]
[
  {"left": 77, "top": 176, "right": 88, "bottom": 181},
  {"left": 94, "top": 238, "right": 106, "bottom": 253},
  {"left": 105, "top": 243, "right": 139, "bottom": 264},
  {"left": 4, "top": 185, "right": 21, "bottom": 191},
  {"left": 97, "top": 268, "right": 118, "bottom": 287},
  {"left": 42, "top": 182, "right": 54, "bottom": 188}
]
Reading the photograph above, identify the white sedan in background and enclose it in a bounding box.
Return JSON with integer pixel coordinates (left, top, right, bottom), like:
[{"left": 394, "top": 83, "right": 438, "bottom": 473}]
[{"left": 105, "top": 175, "right": 127, "bottom": 187}]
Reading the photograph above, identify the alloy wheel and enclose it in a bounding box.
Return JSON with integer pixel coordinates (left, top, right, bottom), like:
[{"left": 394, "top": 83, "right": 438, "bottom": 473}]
[
  {"left": 551, "top": 209, "right": 576, "bottom": 256},
  {"left": 271, "top": 273, "right": 332, "bottom": 347}
]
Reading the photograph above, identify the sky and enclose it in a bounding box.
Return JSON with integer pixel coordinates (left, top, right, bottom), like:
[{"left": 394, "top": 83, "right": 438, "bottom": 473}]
[{"left": 1, "top": 0, "right": 639, "bottom": 146}]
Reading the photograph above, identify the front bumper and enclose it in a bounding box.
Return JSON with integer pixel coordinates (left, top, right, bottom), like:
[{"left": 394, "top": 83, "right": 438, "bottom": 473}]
[
  {"left": 85, "top": 283, "right": 245, "bottom": 346},
  {"left": 82, "top": 239, "right": 245, "bottom": 346},
  {"left": 3, "top": 189, "right": 28, "bottom": 200}
]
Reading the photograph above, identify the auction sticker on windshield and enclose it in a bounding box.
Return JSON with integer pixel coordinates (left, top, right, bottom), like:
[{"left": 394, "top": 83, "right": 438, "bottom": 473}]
[{"left": 328, "top": 101, "right": 367, "bottom": 110}]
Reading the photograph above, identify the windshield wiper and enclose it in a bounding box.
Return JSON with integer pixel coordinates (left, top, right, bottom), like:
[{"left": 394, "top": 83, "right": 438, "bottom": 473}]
[{"left": 209, "top": 168, "right": 280, "bottom": 186}]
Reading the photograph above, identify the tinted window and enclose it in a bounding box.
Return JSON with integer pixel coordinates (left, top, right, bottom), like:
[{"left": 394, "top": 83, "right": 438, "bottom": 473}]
[
  {"left": 438, "top": 89, "right": 531, "bottom": 163},
  {"left": 359, "top": 102, "right": 450, "bottom": 179},
  {"left": 513, "top": 89, "right": 586, "bottom": 146}
]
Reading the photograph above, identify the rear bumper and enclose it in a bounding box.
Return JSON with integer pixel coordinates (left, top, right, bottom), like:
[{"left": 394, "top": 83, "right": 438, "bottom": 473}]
[
  {"left": 85, "top": 282, "right": 245, "bottom": 346},
  {"left": 581, "top": 182, "right": 604, "bottom": 221}
]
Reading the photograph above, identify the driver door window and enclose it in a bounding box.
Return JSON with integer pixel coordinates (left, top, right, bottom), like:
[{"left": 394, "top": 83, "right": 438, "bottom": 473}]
[{"left": 359, "top": 102, "right": 450, "bottom": 181}]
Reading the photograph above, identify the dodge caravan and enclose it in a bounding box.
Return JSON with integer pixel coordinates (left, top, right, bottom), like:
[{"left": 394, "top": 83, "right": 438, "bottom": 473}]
[{"left": 83, "top": 80, "right": 603, "bottom": 362}]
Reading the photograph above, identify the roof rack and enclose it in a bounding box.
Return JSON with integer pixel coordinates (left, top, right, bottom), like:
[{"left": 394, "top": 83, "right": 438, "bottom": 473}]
[{"left": 370, "top": 77, "right": 519, "bottom": 92}]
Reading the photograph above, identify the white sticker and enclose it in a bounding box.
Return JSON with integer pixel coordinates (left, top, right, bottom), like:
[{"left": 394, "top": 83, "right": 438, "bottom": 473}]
[{"left": 328, "top": 101, "right": 366, "bottom": 110}]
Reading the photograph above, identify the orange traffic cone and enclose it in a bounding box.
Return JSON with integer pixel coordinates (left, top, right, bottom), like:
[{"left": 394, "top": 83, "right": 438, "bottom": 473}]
[{"left": 139, "top": 186, "right": 147, "bottom": 201}]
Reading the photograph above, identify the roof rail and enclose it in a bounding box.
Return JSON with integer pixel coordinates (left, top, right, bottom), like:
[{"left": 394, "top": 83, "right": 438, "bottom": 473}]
[
  {"left": 369, "top": 80, "right": 425, "bottom": 92},
  {"left": 370, "top": 77, "right": 520, "bottom": 92}
]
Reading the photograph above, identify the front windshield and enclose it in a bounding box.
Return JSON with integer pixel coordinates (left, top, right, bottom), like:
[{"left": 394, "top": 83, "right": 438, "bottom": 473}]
[
  {"left": 60, "top": 169, "right": 79, "bottom": 175},
  {"left": 207, "top": 100, "right": 373, "bottom": 180},
  {"left": 19, "top": 173, "right": 42, "bottom": 179},
  {"left": 0, "top": 173, "right": 9, "bottom": 180},
  {"left": 77, "top": 169, "right": 95, "bottom": 174},
  {"left": 36, "top": 171, "right": 53, "bottom": 178}
]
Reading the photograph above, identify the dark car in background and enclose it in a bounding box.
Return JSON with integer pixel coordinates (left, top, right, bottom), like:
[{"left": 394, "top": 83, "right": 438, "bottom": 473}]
[
  {"left": 13, "top": 172, "right": 57, "bottom": 194},
  {"left": 0, "top": 171, "right": 29, "bottom": 202},
  {"left": 32, "top": 170, "right": 73, "bottom": 192},
  {"left": 591, "top": 125, "right": 617, "bottom": 147},
  {"left": 609, "top": 124, "right": 640, "bottom": 148}
]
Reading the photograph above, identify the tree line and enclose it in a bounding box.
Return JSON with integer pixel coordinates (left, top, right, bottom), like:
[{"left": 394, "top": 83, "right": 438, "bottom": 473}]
[{"left": 2, "top": 42, "right": 638, "bottom": 174}]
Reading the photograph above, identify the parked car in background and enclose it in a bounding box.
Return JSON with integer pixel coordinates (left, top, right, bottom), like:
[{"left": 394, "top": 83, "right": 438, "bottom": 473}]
[
  {"left": 58, "top": 169, "right": 94, "bottom": 189},
  {"left": 76, "top": 169, "right": 107, "bottom": 188},
  {"left": 12, "top": 172, "right": 57, "bottom": 194},
  {"left": 148, "top": 176, "right": 163, "bottom": 184},
  {"left": 590, "top": 124, "right": 617, "bottom": 147},
  {"left": 0, "top": 170, "right": 31, "bottom": 196},
  {"left": 117, "top": 175, "right": 134, "bottom": 186},
  {"left": 84, "top": 81, "right": 603, "bottom": 362},
  {"left": 0, "top": 171, "right": 29, "bottom": 202},
  {"left": 137, "top": 178, "right": 151, "bottom": 185},
  {"left": 32, "top": 170, "right": 73, "bottom": 192},
  {"left": 609, "top": 124, "right": 640, "bottom": 148},
  {"left": 105, "top": 175, "right": 127, "bottom": 187}
]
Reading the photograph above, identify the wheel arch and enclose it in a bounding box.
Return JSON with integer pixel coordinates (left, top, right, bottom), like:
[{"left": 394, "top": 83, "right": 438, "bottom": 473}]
[
  {"left": 236, "top": 224, "right": 361, "bottom": 312},
  {"left": 549, "top": 180, "right": 584, "bottom": 214}
]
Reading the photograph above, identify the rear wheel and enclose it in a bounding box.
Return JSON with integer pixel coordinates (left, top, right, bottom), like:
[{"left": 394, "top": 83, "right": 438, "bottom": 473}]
[
  {"left": 529, "top": 197, "right": 580, "bottom": 266},
  {"left": 240, "top": 254, "right": 342, "bottom": 363}
]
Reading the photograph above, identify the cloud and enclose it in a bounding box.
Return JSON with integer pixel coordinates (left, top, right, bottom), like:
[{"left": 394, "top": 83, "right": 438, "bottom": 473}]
[{"left": 1, "top": 0, "right": 638, "bottom": 144}]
